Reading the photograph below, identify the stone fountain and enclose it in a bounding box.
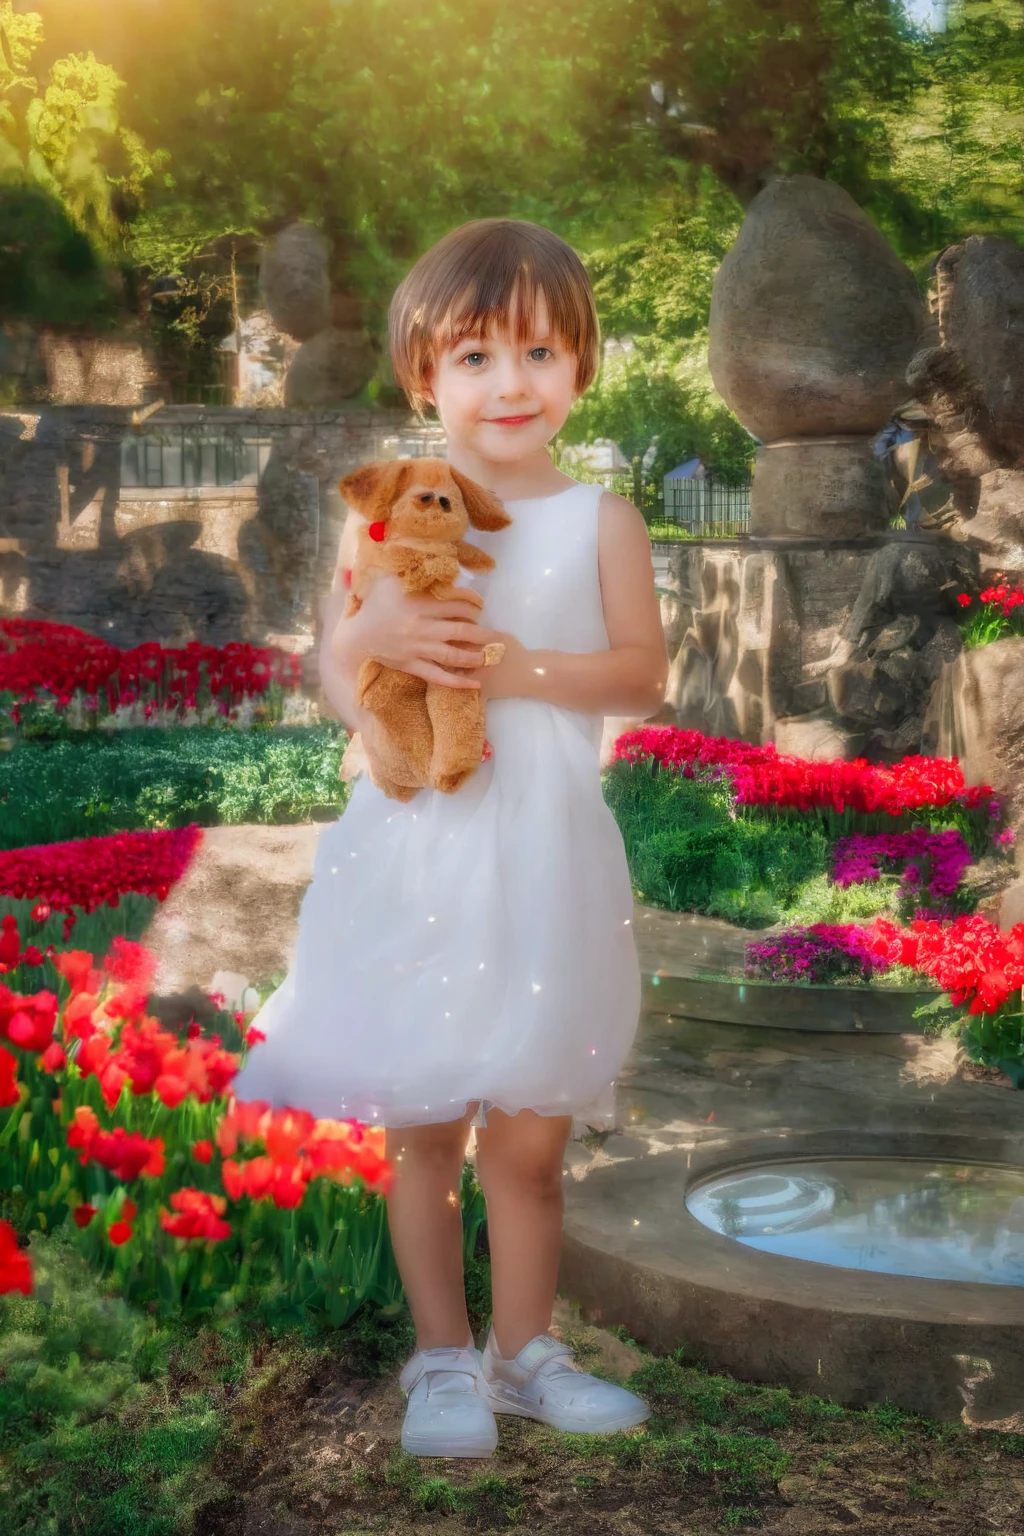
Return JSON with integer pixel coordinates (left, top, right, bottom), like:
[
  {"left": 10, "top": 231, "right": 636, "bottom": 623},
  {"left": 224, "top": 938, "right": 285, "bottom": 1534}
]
[{"left": 659, "top": 176, "right": 976, "bottom": 760}]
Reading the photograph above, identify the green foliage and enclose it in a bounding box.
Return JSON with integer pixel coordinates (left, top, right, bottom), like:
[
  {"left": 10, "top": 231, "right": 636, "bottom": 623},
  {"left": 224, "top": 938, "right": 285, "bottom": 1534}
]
[
  {"left": 602, "top": 758, "right": 935, "bottom": 929},
  {"left": 882, "top": 0, "right": 1024, "bottom": 252},
  {"left": 612, "top": 0, "right": 924, "bottom": 206},
  {"left": 558, "top": 170, "right": 754, "bottom": 489},
  {"left": 0, "top": 889, "right": 159, "bottom": 975},
  {"left": 0, "top": 1, "right": 155, "bottom": 254},
  {"left": 914, "top": 991, "right": 1024, "bottom": 1087},
  {"left": 0, "top": 724, "right": 349, "bottom": 848},
  {"left": 0, "top": 181, "right": 113, "bottom": 327},
  {"left": 604, "top": 759, "right": 833, "bottom": 927}
]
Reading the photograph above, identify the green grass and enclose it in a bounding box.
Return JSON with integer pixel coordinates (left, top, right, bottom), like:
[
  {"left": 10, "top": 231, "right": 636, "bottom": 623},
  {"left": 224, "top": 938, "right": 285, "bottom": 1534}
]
[
  {"left": 0, "top": 1228, "right": 226, "bottom": 1534},
  {"left": 0, "top": 724, "right": 350, "bottom": 848}
]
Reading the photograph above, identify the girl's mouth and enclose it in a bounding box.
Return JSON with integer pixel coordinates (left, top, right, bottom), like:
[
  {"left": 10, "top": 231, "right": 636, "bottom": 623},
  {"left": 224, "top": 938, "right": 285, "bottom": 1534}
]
[{"left": 488, "top": 414, "right": 538, "bottom": 427}]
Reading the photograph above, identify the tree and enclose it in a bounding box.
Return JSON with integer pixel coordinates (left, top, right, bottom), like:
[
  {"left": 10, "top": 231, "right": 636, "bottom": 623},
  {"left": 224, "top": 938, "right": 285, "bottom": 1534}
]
[
  {"left": 0, "top": 1, "right": 153, "bottom": 254},
  {"left": 882, "top": 0, "right": 1024, "bottom": 257},
  {"left": 562, "top": 168, "right": 755, "bottom": 491}
]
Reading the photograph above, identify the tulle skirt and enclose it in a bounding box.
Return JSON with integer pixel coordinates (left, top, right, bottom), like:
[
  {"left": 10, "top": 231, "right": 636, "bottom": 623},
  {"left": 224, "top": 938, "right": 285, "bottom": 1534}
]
[{"left": 231, "top": 698, "right": 642, "bottom": 1136}]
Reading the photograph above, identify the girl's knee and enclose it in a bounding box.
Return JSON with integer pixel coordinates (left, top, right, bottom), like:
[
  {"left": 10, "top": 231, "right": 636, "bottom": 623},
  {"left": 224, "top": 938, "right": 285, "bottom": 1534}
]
[
  {"left": 385, "top": 1115, "right": 472, "bottom": 1171},
  {"left": 476, "top": 1143, "right": 566, "bottom": 1201}
]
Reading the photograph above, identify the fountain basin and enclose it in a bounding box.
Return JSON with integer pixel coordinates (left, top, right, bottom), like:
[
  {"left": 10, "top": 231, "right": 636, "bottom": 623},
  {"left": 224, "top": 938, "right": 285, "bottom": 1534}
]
[
  {"left": 686, "top": 1157, "right": 1024, "bottom": 1287},
  {"left": 560, "top": 1128, "right": 1024, "bottom": 1425}
]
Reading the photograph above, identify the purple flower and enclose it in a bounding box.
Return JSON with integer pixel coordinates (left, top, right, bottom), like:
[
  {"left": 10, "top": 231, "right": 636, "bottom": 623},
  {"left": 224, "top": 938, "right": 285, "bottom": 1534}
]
[
  {"left": 745, "top": 925, "right": 893, "bottom": 985},
  {"left": 832, "top": 829, "right": 972, "bottom": 906}
]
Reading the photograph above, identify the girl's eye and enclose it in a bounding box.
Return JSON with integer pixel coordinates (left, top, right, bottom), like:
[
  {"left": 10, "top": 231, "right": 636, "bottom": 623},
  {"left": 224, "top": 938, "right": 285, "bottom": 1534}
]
[{"left": 458, "top": 346, "right": 553, "bottom": 367}]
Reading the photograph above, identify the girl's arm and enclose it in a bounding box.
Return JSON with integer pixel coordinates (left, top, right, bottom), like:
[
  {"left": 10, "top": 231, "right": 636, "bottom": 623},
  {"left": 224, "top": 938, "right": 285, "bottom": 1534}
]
[
  {"left": 318, "top": 512, "right": 374, "bottom": 735},
  {"left": 476, "top": 493, "right": 669, "bottom": 717}
]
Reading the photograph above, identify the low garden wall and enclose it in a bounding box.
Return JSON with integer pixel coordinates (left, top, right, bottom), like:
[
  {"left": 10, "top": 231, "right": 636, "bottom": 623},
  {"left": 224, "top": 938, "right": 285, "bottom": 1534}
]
[{"left": 0, "top": 406, "right": 445, "bottom": 653}]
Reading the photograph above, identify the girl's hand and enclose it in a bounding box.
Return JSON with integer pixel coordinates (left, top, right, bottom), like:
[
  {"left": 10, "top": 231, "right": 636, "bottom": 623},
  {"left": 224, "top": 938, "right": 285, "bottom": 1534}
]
[
  {"left": 471, "top": 632, "right": 533, "bottom": 703},
  {"left": 328, "top": 574, "right": 505, "bottom": 690}
]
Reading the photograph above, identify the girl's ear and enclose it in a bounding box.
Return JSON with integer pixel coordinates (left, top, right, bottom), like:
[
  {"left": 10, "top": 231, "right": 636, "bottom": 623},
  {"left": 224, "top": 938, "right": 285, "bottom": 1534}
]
[
  {"left": 448, "top": 466, "right": 514, "bottom": 532},
  {"left": 339, "top": 459, "right": 411, "bottom": 519}
]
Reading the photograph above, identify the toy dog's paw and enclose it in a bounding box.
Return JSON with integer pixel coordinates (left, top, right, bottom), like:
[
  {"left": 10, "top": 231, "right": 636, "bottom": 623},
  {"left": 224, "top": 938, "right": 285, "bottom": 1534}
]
[{"left": 434, "top": 768, "right": 472, "bottom": 795}]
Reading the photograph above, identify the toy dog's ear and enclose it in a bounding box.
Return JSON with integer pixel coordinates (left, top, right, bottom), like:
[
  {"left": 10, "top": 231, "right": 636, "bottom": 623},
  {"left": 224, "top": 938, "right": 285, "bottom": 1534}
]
[
  {"left": 339, "top": 459, "right": 411, "bottom": 519},
  {"left": 448, "top": 466, "right": 513, "bottom": 532}
]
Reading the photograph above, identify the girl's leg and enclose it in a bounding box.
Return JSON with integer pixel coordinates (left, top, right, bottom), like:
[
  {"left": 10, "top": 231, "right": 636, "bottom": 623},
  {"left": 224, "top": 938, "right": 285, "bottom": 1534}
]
[
  {"left": 384, "top": 1108, "right": 478, "bottom": 1352},
  {"left": 472, "top": 1107, "right": 574, "bottom": 1359}
]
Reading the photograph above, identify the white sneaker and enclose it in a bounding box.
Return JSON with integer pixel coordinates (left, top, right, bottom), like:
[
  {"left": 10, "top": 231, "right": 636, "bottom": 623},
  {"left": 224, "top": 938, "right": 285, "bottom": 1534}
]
[
  {"left": 399, "top": 1344, "right": 498, "bottom": 1458},
  {"left": 480, "top": 1328, "right": 651, "bottom": 1434}
]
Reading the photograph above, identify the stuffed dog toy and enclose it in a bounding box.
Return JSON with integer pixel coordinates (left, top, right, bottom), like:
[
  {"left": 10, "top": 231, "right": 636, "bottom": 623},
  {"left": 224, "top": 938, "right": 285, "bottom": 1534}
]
[{"left": 336, "top": 456, "right": 513, "bottom": 801}]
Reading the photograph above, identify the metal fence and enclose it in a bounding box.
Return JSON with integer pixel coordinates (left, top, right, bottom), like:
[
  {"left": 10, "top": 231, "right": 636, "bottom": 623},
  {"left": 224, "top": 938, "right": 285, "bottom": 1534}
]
[
  {"left": 661, "top": 478, "right": 751, "bottom": 537},
  {"left": 120, "top": 425, "right": 273, "bottom": 489}
]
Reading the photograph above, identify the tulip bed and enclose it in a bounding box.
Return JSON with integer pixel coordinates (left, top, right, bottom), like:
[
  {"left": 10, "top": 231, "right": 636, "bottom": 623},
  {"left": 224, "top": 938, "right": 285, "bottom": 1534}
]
[
  {"left": 604, "top": 731, "right": 1007, "bottom": 930},
  {"left": 607, "top": 727, "right": 1023, "bottom": 1084},
  {"left": 0, "top": 618, "right": 305, "bottom": 734},
  {"left": 0, "top": 622, "right": 495, "bottom": 1530}
]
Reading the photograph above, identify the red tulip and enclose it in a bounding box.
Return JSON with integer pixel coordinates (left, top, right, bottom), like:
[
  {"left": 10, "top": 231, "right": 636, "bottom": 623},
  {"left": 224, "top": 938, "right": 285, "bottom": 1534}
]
[
  {"left": 0, "top": 1219, "right": 32, "bottom": 1295},
  {"left": 0, "top": 1044, "right": 20, "bottom": 1107},
  {"left": 39, "top": 1040, "right": 66, "bottom": 1073},
  {"left": 72, "top": 1203, "right": 97, "bottom": 1228},
  {"left": 221, "top": 1158, "right": 245, "bottom": 1201},
  {"left": 159, "top": 1188, "right": 231, "bottom": 1242},
  {"left": 0, "top": 915, "right": 20, "bottom": 969}
]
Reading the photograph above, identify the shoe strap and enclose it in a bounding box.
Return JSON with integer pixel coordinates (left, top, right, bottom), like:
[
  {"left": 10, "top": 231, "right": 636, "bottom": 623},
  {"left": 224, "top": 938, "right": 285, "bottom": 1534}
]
[
  {"left": 400, "top": 1345, "right": 480, "bottom": 1396},
  {"left": 512, "top": 1334, "right": 576, "bottom": 1387}
]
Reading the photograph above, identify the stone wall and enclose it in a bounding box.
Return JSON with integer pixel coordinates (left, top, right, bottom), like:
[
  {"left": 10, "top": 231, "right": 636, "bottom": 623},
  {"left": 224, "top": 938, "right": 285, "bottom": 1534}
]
[
  {"left": 657, "top": 532, "right": 973, "bottom": 758},
  {"left": 0, "top": 406, "right": 445, "bottom": 655}
]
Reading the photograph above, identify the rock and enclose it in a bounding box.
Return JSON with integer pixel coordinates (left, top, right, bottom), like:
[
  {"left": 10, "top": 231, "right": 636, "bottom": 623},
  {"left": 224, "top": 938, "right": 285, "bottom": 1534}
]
[
  {"left": 773, "top": 709, "right": 864, "bottom": 761},
  {"left": 916, "top": 618, "right": 964, "bottom": 681},
  {"left": 828, "top": 658, "right": 904, "bottom": 726},
  {"left": 906, "top": 238, "right": 1024, "bottom": 576},
  {"left": 932, "top": 236, "right": 1024, "bottom": 465},
  {"left": 878, "top": 645, "right": 917, "bottom": 685},
  {"left": 284, "top": 328, "right": 378, "bottom": 408},
  {"left": 868, "top": 613, "right": 921, "bottom": 656},
  {"left": 709, "top": 175, "right": 926, "bottom": 442},
  {"left": 999, "top": 878, "right": 1024, "bottom": 929},
  {"left": 749, "top": 437, "right": 890, "bottom": 539},
  {"left": 259, "top": 223, "right": 332, "bottom": 342},
  {"left": 925, "top": 635, "right": 1024, "bottom": 835},
  {"left": 960, "top": 468, "right": 1024, "bottom": 581}
]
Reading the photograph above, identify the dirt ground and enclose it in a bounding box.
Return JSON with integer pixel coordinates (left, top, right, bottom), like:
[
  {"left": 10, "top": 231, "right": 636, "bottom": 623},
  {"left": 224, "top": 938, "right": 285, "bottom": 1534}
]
[{"left": 192, "top": 1300, "right": 1024, "bottom": 1536}]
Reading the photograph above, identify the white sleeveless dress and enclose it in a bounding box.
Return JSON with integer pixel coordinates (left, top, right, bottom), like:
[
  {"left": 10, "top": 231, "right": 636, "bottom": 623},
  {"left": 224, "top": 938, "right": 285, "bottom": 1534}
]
[{"left": 232, "top": 478, "right": 642, "bottom": 1135}]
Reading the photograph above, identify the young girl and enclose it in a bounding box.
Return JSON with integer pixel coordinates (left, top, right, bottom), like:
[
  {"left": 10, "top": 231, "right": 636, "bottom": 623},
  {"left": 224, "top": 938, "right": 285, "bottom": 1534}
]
[{"left": 233, "top": 217, "right": 668, "bottom": 1459}]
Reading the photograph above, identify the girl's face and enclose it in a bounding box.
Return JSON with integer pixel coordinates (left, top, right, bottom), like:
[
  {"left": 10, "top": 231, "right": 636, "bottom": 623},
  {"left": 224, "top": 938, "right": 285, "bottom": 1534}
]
[{"left": 422, "top": 288, "right": 579, "bottom": 465}]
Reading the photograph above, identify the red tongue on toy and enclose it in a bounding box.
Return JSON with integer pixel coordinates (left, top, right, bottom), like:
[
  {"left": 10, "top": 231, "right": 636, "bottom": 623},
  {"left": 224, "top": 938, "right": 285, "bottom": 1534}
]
[{"left": 368, "top": 521, "right": 387, "bottom": 542}]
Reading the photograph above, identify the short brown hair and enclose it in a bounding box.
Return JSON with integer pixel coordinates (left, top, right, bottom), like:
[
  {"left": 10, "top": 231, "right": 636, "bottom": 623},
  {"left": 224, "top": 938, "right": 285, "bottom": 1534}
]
[{"left": 388, "top": 218, "right": 601, "bottom": 417}]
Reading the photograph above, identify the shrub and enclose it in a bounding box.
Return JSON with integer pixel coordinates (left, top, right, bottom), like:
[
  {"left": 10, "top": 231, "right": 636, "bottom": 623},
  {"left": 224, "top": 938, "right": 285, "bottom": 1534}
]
[{"left": 0, "top": 727, "right": 349, "bottom": 849}]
